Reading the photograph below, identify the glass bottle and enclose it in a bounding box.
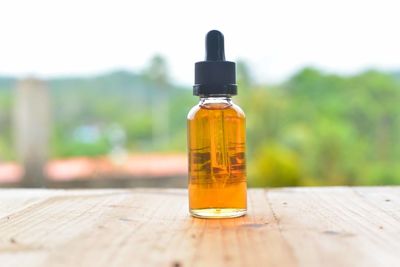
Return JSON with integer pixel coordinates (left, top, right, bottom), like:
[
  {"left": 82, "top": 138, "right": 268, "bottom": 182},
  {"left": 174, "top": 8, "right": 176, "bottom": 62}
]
[{"left": 188, "top": 30, "right": 247, "bottom": 218}]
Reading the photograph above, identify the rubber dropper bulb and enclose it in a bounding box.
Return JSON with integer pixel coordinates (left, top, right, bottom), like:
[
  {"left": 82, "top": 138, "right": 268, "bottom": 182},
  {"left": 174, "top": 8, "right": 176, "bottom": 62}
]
[{"left": 205, "top": 30, "right": 226, "bottom": 61}]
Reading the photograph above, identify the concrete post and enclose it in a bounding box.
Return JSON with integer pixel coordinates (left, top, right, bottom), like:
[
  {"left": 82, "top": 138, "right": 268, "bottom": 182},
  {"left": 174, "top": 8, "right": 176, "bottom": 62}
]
[{"left": 14, "top": 78, "right": 50, "bottom": 187}]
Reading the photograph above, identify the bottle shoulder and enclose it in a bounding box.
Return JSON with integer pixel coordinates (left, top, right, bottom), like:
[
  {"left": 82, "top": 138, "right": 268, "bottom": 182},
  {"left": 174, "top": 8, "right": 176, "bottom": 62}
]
[
  {"left": 187, "top": 104, "right": 201, "bottom": 120},
  {"left": 231, "top": 103, "right": 246, "bottom": 118},
  {"left": 187, "top": 102, "right": 245, "bottom": 120}
]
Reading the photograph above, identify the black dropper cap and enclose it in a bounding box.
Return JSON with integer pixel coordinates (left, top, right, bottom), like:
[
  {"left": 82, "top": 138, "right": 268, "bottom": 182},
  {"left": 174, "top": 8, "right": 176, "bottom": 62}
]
[{"left": 193, "top": 30, "right": 237, "bottom": 96}]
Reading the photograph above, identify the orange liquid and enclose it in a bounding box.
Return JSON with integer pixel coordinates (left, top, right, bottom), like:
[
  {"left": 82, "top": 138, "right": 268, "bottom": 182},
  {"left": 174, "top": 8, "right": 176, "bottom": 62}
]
[{"left": 187, "top": 99, "right": 247, "bottom": 218}]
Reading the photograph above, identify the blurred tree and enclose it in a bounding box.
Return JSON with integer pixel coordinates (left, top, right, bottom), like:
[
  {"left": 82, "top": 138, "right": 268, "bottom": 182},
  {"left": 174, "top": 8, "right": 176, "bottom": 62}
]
[
  {"left": 0, "top": 87, "right": 14, "bottom": 160},
  {"left": 143, "top": 55, "right": 171, "bottom": 149},
  {"left": 249, "top": 143, "right": 301, "bottom": 187},
  {"left": 143, "top": 55, "right": 169, "bottom": 86},
  {"left": 236, "top": 60, "right": 253, "bottom": 88}
]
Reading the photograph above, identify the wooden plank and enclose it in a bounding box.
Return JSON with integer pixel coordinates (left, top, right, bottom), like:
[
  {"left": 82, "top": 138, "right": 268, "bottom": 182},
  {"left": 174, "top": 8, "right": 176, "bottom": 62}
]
[
  {"left": 0, "top": 190, "right": 64, "bottom": 218},
  {"left": 0, "top": 187, "right": 399, "bottom": 267}
]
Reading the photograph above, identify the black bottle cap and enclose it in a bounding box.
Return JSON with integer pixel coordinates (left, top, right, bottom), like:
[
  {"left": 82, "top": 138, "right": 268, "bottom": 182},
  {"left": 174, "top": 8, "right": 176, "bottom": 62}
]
[{"left": 193, "top": 30, "right": 237, "bottom": 96}]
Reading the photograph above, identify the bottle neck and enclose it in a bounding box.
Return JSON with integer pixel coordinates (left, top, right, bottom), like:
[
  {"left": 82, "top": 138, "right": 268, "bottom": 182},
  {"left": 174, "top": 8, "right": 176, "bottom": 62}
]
[
  {"left": 199, "top": 96, "right": 233, "bottom": 109},
  {"left": 200, "top": 96, "right": 232, "bottom": 104}
]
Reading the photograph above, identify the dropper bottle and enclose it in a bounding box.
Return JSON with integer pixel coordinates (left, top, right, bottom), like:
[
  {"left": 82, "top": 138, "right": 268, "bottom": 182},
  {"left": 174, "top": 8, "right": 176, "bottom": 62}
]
[{"left": 187, "top": 30, "right": 247, "bottom": 218}]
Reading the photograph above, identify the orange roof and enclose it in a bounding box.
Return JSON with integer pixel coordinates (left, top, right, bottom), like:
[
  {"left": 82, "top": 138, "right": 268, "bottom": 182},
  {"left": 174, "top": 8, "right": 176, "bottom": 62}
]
[
  {"left": 0, "top": 153, "right": 187, "bottom": 183},
  {"left": 0, "top": 163, "right": 22, "bottom": 183}
]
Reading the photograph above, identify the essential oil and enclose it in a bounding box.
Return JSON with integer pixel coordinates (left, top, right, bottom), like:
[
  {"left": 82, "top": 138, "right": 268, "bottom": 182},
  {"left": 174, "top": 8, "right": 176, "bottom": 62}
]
[{"left": 188, "top": 30, "right": 247, "bottom": 218}]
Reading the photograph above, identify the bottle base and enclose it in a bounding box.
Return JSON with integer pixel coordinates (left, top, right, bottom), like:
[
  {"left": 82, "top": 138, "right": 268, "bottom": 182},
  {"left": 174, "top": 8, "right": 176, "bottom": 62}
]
[{"left": 190, "top": 208, "right": 246, "bottom": 219}]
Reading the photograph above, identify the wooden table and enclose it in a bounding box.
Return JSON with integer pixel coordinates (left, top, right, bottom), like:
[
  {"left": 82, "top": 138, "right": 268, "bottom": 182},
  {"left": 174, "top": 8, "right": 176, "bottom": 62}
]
[{"left": 1, "top": 187, "right": 399, "bottom": 267}]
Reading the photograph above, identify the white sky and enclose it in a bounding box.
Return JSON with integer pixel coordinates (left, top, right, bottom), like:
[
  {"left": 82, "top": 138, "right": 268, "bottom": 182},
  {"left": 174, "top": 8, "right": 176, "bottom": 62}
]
[{"left": 0, "top": 0, "right": 399, "bottom": 85}]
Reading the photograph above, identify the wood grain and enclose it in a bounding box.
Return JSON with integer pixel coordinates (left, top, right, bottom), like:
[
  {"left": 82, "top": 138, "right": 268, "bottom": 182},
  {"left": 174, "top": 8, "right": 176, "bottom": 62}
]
[{"left": 0, "top": 187, "right": 399, "bottom": 267}]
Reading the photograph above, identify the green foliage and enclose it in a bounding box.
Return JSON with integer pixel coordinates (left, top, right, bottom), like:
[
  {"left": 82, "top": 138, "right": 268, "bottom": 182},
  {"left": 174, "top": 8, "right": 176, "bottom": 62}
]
[
  {"left": 240, "top": 67, "right": 400, "bottom": 186},
  {"left": 0, "top": 86, "right": 14, "bottom": 161},
  {"left": 249, "top": 144, "right": 301, "bottom": 187}
]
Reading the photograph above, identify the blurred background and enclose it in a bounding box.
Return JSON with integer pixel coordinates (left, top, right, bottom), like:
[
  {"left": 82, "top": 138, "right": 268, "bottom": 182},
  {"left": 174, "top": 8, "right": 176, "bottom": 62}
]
[{"left": 1, "top": 0, "right": 400, "bottom": 187}]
